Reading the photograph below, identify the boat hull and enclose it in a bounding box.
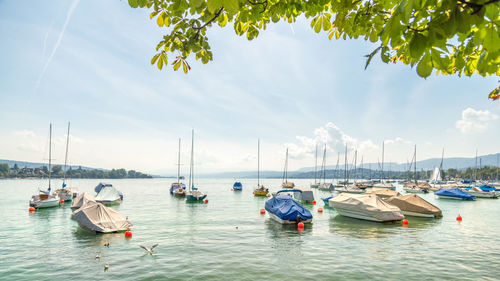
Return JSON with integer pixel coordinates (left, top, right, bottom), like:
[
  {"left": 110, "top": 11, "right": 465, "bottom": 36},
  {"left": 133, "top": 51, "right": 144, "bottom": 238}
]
[
  {"left": 402, "top": 211, "right": 436, "bottom": 218},
  {"left": 96, "top": 198, "right": 122, "bottom": 205},
  {"left": 333, "top": 208, "right": 390, "bottom": 222},
  {"left": 436, "top": 195, "right": 475, "bottom": 200},
  {"left": 253, "top": 190, "right": 269, "bottom": 197},
  {"left": 463, "top": 191, "right": 497, "bottom": 198},
  {"left": 268, "top": 212, "right": 312, "bottom": 224},
  {"left": 30, "top": 198, "right": 60, "bottom": 208}
]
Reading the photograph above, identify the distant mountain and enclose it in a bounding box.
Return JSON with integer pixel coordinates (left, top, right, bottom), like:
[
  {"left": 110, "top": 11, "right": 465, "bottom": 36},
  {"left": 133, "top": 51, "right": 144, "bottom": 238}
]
[
  {"left": 0, "top": 159, "right": 102, "bottom": 171},
  {"left": 296, "top": 153, "right": 500, "bottom": 172}
]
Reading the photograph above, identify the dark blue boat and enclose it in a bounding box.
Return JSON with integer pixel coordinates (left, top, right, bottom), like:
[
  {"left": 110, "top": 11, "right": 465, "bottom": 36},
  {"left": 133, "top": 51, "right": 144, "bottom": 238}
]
[
  {"left": 435, "top": 188, "right": 476, "bottom": 200},
  {"left": 233, "top": 181, "right": 243, "bottom": 191},
  {"left": 170, "top": 182, "right": 186, "bottom": 194},
  {"left": 265, "top": 191, "right": 313, "bottom": 224},
  {"left": 479, "top": 185, "right": 500, "bottom": 192}
]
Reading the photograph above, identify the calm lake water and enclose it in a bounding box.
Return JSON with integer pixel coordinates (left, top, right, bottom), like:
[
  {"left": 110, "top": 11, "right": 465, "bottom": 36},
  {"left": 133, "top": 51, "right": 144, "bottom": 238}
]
[{"left": 1, "top": 178, "right": 499, "bottom": 280}]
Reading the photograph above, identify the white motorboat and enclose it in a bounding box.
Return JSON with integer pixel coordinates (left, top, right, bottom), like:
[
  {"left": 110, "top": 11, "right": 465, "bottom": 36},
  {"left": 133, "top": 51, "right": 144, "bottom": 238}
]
[
  {"left": 385, "top": 194, "right": 442, "bottom": 218},
  {"left": 329, "top": 193, "right": 404, "bottom": 222}
]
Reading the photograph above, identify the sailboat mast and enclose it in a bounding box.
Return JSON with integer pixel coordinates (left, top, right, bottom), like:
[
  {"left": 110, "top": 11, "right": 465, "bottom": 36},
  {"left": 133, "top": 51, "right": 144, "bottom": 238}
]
[
  {"left": 414, "top": 144, "right": 417, "bottom": 184},
  {"left": 322, "top": 145, "right": 327, "bottom": 184},
  {"left": 63, "top": 122, "right": 70, "bottom": 185},
  {"left": 475, "top": 149, "right": 478, "bottom": 182},
  {"left": 177, "top": 138, "right": 181, "bottom": 182},
  {"left": 282, "top": 148, "right": 289, "bottom": 183},
  {"left": 314, "top": 144, "right": 318, "bottom": 184},
  {"left": 354, "top": 150, "right": 357, "bottom": 180},
  {"left": 360, "top": 156, "right": 363, "bottom": 179},
  {"left": 48, "top": 123, "right": 52, "bottom": 191},
  {"left": 189, "top": 130, "right": 194, "bottom": 191},
  {"left": 344, "top": 145, "right": 347, "bottom": 186},
  {"left": 257, "top": 139, "right": 260, "bottom": 186},
  {"left": 334, "top": 152, "right": 339, "bottom": 182},
  {"left": 381, "top": 141, "right": 385, "bottom": 181}
]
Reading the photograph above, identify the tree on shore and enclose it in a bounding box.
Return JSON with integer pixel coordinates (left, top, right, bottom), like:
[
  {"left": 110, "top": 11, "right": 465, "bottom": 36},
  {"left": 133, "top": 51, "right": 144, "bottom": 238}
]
[{"left": 129, "top": 0, "right": 500, "bottom": 99}]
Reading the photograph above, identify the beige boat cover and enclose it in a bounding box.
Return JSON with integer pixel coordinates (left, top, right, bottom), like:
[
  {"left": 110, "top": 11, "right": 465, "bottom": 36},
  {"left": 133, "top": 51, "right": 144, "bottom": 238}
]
[
  {"left": 329, "top": 193, "right": 404, "bottom": 221},
  {"left": 373, "top": 182, "right": 395, "bottom": 188},
  {"left": 385, "top": 194, "right": 442, "bottom": 217},
  {"left": 71, "top": 192, "right": 96, "bottom": 209},
  {"left": 365, "top": 188, "right": 401, "bottom": 199},
  {"left": 72, "top": 202, "right": 132, "bottom": 233}
]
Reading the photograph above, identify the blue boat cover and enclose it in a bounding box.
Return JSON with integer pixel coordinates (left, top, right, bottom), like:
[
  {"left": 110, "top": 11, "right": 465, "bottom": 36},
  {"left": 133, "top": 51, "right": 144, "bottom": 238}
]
[
  {"left": 435, "top": 188, "right": 476, "bottom": 200},
  {"left": 479, "top": 185, "right": 500, "bottom": 192},
  {"left": 265, "top": 196, "right": 312, "bottom": 222},
  {"left": 233, "top": 182, "right": 242, "bottom": 189},
  {"left": 461, "top": 180, "right": 475, "bottom": 184}
]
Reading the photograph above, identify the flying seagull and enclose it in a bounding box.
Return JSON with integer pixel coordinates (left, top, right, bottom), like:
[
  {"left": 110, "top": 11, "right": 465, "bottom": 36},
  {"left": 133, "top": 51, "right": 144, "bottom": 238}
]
[{"left": 139, "top": 244, "right": 158, "bottom": 255}]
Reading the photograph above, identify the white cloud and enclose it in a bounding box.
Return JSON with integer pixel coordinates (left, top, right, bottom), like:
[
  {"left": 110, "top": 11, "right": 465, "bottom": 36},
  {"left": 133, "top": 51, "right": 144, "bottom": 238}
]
[
  {"left": 456, "top": 107, "right": 499, "bottom": 134},
  {"left": 285, "top": 122, "right": 377, "bottom": 159},
  {"left": 385, "top": 137, "right": 413, "bottom": 145}
]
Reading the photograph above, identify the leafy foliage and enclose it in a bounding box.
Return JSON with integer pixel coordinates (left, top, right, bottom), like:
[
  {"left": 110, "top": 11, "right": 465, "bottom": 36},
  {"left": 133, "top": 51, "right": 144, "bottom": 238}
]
[{"left": 129, "top": 0, "right": 500, "bottom": 96}]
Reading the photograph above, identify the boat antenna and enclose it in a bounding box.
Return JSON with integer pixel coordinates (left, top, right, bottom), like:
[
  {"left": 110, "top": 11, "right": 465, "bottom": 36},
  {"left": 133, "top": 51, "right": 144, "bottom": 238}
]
[{"left": 62, "top": 122, "right": 70, "bottom": 187}]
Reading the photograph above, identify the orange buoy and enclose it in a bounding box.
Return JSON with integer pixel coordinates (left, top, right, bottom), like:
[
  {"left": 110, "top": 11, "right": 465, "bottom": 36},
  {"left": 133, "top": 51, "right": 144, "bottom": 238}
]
[
  {"left": 456, "top": 215, "right": 462, "bottom": 221},
  {"left": 260, "top": 208, "right": 265, "bottom": 214},
  {"left": 312, "top": 200, "right": 316, "bottom": 205},
  {"left": 59, "top": 200, "right": 64, "bottom": 204},
  {"left": 318, "top": 207, "right": 323, "bottom": 213},
  {"left": 204, "top": 199, "right": 208, "bottom": 204},
  {"left": 402, "top": 219, "right": 409, "bottom": 225},
  {"left": 297, "top": 222, "right": 305, "bottom": 230},
  {"left": 124, "top": 231, "right": 132, "bottom": 238},
  {"left": 29, "top": 207, "right": 35, "bottom": 212}
]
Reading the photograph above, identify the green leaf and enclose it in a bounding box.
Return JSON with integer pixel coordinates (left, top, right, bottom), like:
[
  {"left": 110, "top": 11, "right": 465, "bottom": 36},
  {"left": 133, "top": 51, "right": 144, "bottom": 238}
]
[
  {"left": 207, "top": 0, "right": 223, "bottom": 13},
  {"left": 409, "top": 33, "right": 427, "bottom": 59},
  {"left": 223, "top": 0, "right": 239, "bottom": 14},
  {"left": 157, "top": 54, "right": 164, "bottom": 70},
  {"left": 417, "top": 52, "right": 432, "bottom": 78},
  {"left": 483, "top": 25, "right": 500, "bottom": 52},
  {"left": 190, "top": 0, "right": 203, "bottom": 8},
  {"left": 128, "top": 0, "right": 138, "bottom": 8},
  {"left": 173, "top": 60, "right": 182, "bottom": 71},
  {"left": 364, "top": 46, "right": 382, "bottom": 69},
  {"left": 151, "top": 54, "right": 160, "bottom": 65},
  {"left": 156, "top": 11, "right": 164, "bottom": 27}
]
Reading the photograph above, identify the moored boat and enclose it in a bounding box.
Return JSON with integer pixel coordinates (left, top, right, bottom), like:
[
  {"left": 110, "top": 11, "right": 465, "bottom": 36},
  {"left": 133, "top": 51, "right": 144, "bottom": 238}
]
[
  {"left": 265, "top": 192, "right": 313, "bottom": 224},
  {"left": 365, "top": 187, "right": 401, "bottom": 199},
  {"left": 185, "top": 129, "right": 207, "bottom": 202},
  {"left": 233, "top": 181, "right": 243, "bottom": 191},
  {"left": 434, "top": 188, "right": 476, "bottom": 200},
  {"left": 71, "top": 192, "right": 96, "bottom": 210},
  {"left": 328, "top": 193, "right": 404, "bottom": 222},
  {"left": 385, "top": 194, "right": 442, "bottom": 218},
  {"left": 54, "top": 122, "right": 78, "bottom": 201},
  {"left": 462, "top": 186, "right": 497, "bottom": 199},
  {"left": 72, "top": 201, "right": 132, "bottom": 233},
  {"left": 170, "top": 138, "right": 186, "bottom": 197},
  {"left": 95, "top": 183, "right": 122, "bottom": 205}
]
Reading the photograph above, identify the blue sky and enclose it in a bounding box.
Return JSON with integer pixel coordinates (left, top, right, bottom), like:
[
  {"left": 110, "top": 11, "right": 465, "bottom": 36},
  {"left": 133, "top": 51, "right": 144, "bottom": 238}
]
[{"left": 0, "top": 0, "right": 498, "bottom": 174}]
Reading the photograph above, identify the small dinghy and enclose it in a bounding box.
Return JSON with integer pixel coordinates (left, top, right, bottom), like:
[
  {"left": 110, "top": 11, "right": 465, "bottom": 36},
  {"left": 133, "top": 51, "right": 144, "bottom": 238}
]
[
  {"left": 30, "top": 192, "right": 60, "bottom": 209},
  {"left": 71, "top": 192, "right": 96, "bottom": 210},
  {"left": 265, "top": 192, "right": 312, "bottom": 224},
  {"left": 385, "top": 194, "right": 442, "bottom": 218},
  {"left": 95, "top": 183, "right": 122, "bottom": 205},
  {"left": 232, "top": 181, "right": 243, "bottom": 191},
  {"left": 171, "top": 183, "right": 186, "bottom": 196},
  {"left": 72, "top": 202, "right": 132, "bottom": 233},
  {"left": 328, "top": 193, "right": 404, "bottom": 222},
  {"left": 365, "top": 188, "right": 401, "bottom": 199},
  {"left": 435, "top": 188, "right": 476, "bottom": 200}
]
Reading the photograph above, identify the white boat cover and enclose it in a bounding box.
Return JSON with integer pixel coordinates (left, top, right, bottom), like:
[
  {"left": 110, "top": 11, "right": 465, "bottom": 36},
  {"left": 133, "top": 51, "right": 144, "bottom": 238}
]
[
  {"left": 71, "top": 192, "right": 96, "bottom": 209},
  {"left": 373, "top": 182, "right": 395, "bottom": 188},
  {"left": 365, "top": 188, "right": 401, "bottom": 199},
  {"left": 72, "top": 202, "right": 132, "bottom": 233},
  {"left": 329, "top": 193, "right": 404, "bottom": 221},
  {"left": 385, "top": 194, "right": 442, "bottom": 217},
  {"left": 95, "top": 185, "right": 120, "bottom": 202}
]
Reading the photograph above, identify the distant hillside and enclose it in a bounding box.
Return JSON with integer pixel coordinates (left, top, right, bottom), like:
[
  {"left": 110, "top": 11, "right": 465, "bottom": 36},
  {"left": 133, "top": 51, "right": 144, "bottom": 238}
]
[
  {"left": 296, "top": 153, "right": 500, "bottom": 172},
  {"left": 0, "top": 159, "right": 102, "bottom": 171}
]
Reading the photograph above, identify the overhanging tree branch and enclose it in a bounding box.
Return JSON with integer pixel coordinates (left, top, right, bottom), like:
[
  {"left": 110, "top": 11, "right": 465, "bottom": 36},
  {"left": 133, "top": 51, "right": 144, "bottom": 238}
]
[{"left": 193, "top": 7, "right": 224, "bottom": 40}]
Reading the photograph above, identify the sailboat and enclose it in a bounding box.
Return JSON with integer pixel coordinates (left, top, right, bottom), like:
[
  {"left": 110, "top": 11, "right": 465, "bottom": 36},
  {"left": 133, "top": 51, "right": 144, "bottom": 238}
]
[
  {"left": 318, "top": 145, "right": 334, "bottom": 192},
  {"left": 310, "top": 144, "right": 320, "bottom": 188},
  {"left": 186, "top": 129, "right": 207, "bottom": 202},
  {"left": 170, "top": 138, "right": 186, "bottom": 196},
  {"left": 403, "top": 145, "right": 430, "bottom": 193},
  {"left": 29, "top": 124, "right": 60, "bottom": 209},
  {"left": 253, "top": 139, "right": 269, "bottom": 197},
  {"left": 281, "top": 148, "right": 295, "bottom": 188},
  {"left": 54, "top": 122, "right": 78, "bottom": 201},
  {"left": 337, "top": 146, "right": 364, "bottom": 194}
]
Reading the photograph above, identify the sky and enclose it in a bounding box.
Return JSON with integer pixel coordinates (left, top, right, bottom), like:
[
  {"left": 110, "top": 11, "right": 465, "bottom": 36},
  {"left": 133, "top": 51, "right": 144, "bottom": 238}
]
[{"left": 0, "top": 0, "right": 499, "bottom": 175}]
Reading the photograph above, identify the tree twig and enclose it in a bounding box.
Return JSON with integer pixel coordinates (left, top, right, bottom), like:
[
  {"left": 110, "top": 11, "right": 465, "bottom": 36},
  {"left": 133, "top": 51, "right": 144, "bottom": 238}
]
[{"left": 193, "top": 7, "right": 224, "bottom": 40}]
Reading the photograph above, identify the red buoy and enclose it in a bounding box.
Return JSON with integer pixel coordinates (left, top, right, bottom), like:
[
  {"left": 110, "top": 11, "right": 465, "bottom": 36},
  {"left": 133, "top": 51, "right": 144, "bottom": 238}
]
[
  {"left": 318, "top": 207, "right": 323, "bottom": 213},
  {"left": 260, "top": 208, "right": 265, "bottom": 215},
  {"left": 29, "top": 207, "right": 35, "bottom": 212},
  {"left": 60, "top": 200, "right": 64, "bottom": 204},
  {"left": 312, "top": 200, "right": 316, "bottom": 205},
  {"left": 204, "top": 199, "right": 208, "bottom": 204},
  {"left": 402, "top": 219, "right": 409, "bottom": 225},
  {"left": 297, "top": 222, "right": 305, "bottom": 230},
  {"left": 124, "top": 231, "right": 132, "bottom": 238},
  {"left": 456, "top": 215, "right": 462, "bottom": 221}
]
